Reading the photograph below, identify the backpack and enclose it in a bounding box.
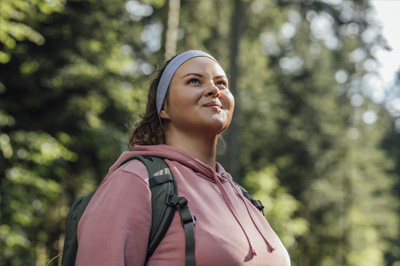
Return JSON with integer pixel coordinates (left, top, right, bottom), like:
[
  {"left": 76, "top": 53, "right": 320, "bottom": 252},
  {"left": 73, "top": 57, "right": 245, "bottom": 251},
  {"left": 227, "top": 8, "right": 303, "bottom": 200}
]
[{"left": 61, "top": 155, "right": 264, "bottom": 266}]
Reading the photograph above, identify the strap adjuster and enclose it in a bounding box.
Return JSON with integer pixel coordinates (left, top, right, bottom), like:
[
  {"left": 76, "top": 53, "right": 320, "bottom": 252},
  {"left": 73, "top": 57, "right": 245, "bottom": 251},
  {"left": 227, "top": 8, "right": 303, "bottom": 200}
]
[
  {"left": 251, "top": 199, "right": 265, "bottom": 214},
  {"left": 167, "top": 194, "right": 188, "bottom": 208},
  {"left": 181, "top": 214, "right": 196, "bottom": 226},
  {"left": 166, "top": 194, "right": 196, "bottom": 226}
]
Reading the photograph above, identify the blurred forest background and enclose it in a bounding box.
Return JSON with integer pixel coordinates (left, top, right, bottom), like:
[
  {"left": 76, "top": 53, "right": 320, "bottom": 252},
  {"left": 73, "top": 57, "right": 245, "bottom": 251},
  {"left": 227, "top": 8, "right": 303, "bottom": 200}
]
[{"left": 1, "top": 0, "right": 399, "bottom": 265}]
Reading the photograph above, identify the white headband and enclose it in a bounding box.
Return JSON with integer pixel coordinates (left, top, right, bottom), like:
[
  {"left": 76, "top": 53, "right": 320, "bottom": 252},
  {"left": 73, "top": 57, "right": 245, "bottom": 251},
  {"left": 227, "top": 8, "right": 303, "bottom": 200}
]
[{"left": 156, "top": 50, "right": 217, "bottom": 124}]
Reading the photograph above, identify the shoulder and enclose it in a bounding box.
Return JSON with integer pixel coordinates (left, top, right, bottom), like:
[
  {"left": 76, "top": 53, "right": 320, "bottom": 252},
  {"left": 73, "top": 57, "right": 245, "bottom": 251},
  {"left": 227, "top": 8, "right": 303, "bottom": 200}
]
[
  {"left": 118, "top": 159, "right": 149, "bottom": 180},
  {"left": 97, "top": 159, "right": 150, "bottom": 192}
]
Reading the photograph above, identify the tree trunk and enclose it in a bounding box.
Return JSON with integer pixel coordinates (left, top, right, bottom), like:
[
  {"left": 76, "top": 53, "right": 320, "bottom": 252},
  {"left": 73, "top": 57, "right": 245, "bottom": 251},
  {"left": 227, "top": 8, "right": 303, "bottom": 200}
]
[
  {"left": 224, "top": 0, "right": 245, "bottom": 182},
  {"left": 165, "top": 0, "right": 181, "bottom": 59}
]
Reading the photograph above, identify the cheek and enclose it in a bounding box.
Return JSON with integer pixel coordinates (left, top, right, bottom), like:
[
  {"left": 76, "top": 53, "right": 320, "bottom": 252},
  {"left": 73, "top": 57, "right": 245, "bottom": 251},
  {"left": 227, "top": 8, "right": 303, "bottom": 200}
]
[
  {"left": 167, "top": 88, "right": 199, "bottom": 114},
  {"left": 172, "top": 86, "right": 203, "bottom": 104},
  {"left": 224, "top": 92, "right": 235, "bottom": 111}
]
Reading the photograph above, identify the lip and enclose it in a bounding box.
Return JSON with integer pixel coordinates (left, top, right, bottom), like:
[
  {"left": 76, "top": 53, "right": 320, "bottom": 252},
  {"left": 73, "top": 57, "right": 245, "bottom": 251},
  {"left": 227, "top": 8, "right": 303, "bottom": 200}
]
[{"left": 203, "top": 101, "right": 222, "bottom": 110}]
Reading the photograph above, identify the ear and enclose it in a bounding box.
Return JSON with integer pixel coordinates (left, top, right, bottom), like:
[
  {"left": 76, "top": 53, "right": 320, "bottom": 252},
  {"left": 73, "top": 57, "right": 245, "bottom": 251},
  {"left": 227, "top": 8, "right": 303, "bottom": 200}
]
[{"left": 160, "top": 109, "right": 171, "bottom": 120}]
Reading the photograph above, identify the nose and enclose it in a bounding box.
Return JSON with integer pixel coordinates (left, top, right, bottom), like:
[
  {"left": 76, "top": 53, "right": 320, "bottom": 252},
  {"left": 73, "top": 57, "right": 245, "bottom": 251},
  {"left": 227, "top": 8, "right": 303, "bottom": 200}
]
[{"left": 204, "top": 83, "right": 221, "bottom": 98}]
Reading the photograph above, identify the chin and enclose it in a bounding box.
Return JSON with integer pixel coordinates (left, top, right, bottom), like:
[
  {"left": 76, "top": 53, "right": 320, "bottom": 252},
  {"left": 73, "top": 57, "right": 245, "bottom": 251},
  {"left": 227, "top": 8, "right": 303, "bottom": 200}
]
[
  {"left": 196, "top": 113, "right": 231, "bottom": 133},
  {"left": 208, "top": 119, "right": 230, "bottom": 134}
]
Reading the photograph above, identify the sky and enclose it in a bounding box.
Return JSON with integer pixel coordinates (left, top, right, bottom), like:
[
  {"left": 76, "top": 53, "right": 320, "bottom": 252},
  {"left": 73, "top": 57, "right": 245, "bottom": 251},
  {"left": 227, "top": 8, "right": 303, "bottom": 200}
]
[
  {"left": 371, "top": 0, "right": 400, "bottom": 94},
  {"left": 370, "top": 0, "right": 400, "bottom": 125}
]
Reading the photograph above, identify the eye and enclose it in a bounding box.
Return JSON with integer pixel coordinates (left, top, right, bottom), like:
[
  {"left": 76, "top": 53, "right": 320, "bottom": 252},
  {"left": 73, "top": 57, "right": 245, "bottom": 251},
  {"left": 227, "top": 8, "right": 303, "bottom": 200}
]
[
  {"left": 187, "top": 78, "right": 200, "bottom": 85},
  {"left": 216, "top": 80, "right": 228, "bottom": 88}
]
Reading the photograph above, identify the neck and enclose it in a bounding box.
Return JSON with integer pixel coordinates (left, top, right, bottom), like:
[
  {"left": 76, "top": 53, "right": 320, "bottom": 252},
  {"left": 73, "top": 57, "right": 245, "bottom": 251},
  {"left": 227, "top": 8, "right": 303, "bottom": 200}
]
[{"left": 164, "top": 128, "right": 218, "bottom": 169}]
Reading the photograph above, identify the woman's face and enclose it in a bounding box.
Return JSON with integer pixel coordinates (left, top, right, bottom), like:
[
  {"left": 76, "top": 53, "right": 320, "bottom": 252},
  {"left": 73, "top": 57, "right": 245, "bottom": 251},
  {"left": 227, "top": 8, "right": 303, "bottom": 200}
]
[{"left": 160, "top": 56, "right": 235, "bottom": 137}]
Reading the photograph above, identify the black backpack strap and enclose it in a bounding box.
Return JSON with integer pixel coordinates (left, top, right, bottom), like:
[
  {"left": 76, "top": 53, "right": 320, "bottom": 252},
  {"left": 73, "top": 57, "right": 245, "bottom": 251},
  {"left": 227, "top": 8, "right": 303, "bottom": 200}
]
[
  {"left": 234, "top": 182, "right": 265, "bottom": 215},
  {"left": 167, "top": 194, "right": 196, "bottom": 266},
  {"left": 119, "top": 155, "right": 195, "bottom": 266},
  {"left": 119, "top": 155, "right": 177, "bottom": 259}
]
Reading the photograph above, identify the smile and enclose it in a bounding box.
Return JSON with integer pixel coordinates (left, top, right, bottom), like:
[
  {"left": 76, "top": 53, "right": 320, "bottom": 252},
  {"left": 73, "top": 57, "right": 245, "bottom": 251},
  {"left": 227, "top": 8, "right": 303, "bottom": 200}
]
[{"left": 203, "top": 102, "right": 222, "bottom": 110}]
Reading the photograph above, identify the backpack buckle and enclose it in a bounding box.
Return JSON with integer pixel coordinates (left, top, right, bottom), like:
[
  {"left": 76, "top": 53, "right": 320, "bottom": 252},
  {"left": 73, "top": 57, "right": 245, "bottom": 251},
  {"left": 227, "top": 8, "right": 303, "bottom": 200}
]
[
  {"left": 166, "top": 194, "right": 196, "bottom": 226},
  {"left": 166, "top": 194, "right": 187, "bottom": 208},
  {"left": 181, "top": 214, "right": 196, "bottom": 226},
  {"left": 251, "top": 199, "right": 265, "bottom": 214}
]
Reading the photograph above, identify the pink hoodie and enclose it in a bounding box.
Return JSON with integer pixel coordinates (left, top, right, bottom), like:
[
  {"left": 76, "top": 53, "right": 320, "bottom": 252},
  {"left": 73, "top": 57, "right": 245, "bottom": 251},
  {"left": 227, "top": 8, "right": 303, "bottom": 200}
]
[{"left": 76, "top": 145, "right": 290, "bottom": 266}]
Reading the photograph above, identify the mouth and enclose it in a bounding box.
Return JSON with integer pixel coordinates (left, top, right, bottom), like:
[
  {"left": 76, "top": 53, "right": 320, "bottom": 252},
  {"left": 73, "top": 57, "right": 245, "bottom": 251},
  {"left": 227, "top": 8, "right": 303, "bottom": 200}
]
[{"left": 203, "top": 101, "right": 223, "bottom": 110}]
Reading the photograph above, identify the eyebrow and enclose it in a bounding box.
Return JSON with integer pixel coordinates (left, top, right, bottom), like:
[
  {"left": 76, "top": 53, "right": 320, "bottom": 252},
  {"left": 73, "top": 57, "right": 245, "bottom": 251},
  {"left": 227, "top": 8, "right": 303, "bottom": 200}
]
[{"left": 183, "top": 73, "right": 227, "bottom": 79}]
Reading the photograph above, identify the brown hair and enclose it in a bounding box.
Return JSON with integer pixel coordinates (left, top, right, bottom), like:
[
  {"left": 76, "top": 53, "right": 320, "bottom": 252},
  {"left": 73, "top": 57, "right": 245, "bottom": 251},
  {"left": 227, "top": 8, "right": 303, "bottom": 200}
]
[{"left": 128, "top": 57, "right": 174, "bottom": 148}]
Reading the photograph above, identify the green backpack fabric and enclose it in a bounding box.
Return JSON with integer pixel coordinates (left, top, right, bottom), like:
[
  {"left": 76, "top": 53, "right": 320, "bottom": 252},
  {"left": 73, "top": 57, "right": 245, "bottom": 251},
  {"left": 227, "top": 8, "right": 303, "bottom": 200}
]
[{"left": 61, "top": 155, "right": 264, "bottom": 266}]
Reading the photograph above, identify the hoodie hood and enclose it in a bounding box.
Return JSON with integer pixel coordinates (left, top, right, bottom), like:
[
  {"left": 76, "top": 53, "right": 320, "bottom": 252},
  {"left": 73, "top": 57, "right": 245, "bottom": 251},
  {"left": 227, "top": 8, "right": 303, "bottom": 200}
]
[{"left": 107, "top": 144, "right": 231, "bottom": 184}]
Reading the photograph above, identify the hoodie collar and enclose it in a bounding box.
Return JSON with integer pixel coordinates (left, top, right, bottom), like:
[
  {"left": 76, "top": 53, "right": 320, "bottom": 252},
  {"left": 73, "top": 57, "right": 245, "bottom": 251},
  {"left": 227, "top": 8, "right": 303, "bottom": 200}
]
[{"left": 110, "top": 144, "right": 231, "bottom": 184}]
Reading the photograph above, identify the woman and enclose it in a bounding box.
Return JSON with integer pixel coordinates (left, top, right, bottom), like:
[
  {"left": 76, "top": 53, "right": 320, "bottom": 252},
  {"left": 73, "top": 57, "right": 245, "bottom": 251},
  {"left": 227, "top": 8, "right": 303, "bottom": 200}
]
[{"left": 75, "top": 50, "right": 290, "bottom": 265}]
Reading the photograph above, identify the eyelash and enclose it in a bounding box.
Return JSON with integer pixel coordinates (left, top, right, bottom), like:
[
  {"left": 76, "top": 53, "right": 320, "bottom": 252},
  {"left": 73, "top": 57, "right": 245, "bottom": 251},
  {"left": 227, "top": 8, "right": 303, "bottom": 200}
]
[
  {"left": 188, "top": 78, "right": 200, "bottom": 85},
  {"left": 187, "top": 78, "right": 228, "bottom": 88},
  {"left": 216, "top": 80, "right": 227, "bottom": 87}
]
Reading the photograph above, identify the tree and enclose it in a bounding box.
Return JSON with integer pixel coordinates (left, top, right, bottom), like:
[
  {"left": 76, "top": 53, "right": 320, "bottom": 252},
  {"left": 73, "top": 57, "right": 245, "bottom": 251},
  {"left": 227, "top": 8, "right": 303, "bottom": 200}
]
[
  {"left": 0, "top": 0, "right": 168, "bottom": 264},
  {"left": 236, "top": 0, "right": 400, "bottom": 265},
  {"left": 1, "top": 0, "right": 399, "bottom": 265},
  {"left": 381, "top": 70, "right": 400, "bottom": 265}
]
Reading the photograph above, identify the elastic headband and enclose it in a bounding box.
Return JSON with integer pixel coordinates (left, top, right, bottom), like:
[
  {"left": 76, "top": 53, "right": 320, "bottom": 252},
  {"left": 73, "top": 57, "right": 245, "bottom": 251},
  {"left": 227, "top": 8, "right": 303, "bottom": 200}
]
[{"left": 156, "top": 50, "right": 218, "bottom": 122}]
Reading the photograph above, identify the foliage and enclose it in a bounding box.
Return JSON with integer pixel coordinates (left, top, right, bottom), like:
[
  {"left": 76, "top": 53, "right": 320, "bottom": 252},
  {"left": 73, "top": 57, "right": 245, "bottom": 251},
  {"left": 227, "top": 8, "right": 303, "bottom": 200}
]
[
  {"left": 228, "top": 1, "right": 400, "bottom": 265},
  {"left": 0, "top": 0, "right": 399, "bottom": 265},
  {"left": 0, "top": 0, "right": 159, "bottom": 264},
  {"left": 0, "top": 0, "right": 65, "bottom": 63},
  {"left": 1, "top": 131, "right": 71, "bottom": 265}
]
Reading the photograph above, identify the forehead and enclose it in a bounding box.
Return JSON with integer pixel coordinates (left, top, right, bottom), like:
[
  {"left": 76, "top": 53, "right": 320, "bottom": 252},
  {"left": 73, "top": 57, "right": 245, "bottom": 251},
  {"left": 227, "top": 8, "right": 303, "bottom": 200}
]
[{"left": 175, "top": 56, "right": 226, "bottom": 77}]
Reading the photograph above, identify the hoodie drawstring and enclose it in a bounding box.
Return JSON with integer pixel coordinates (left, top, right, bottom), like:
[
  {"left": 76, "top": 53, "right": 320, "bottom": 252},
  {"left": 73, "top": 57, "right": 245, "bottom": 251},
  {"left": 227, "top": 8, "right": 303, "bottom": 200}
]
[
  {"left": 211, "top": 171, "right": 272, "bottom": 258},
  {"left": 228, "top": 179, "right": 276, "bottom": 253}
]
